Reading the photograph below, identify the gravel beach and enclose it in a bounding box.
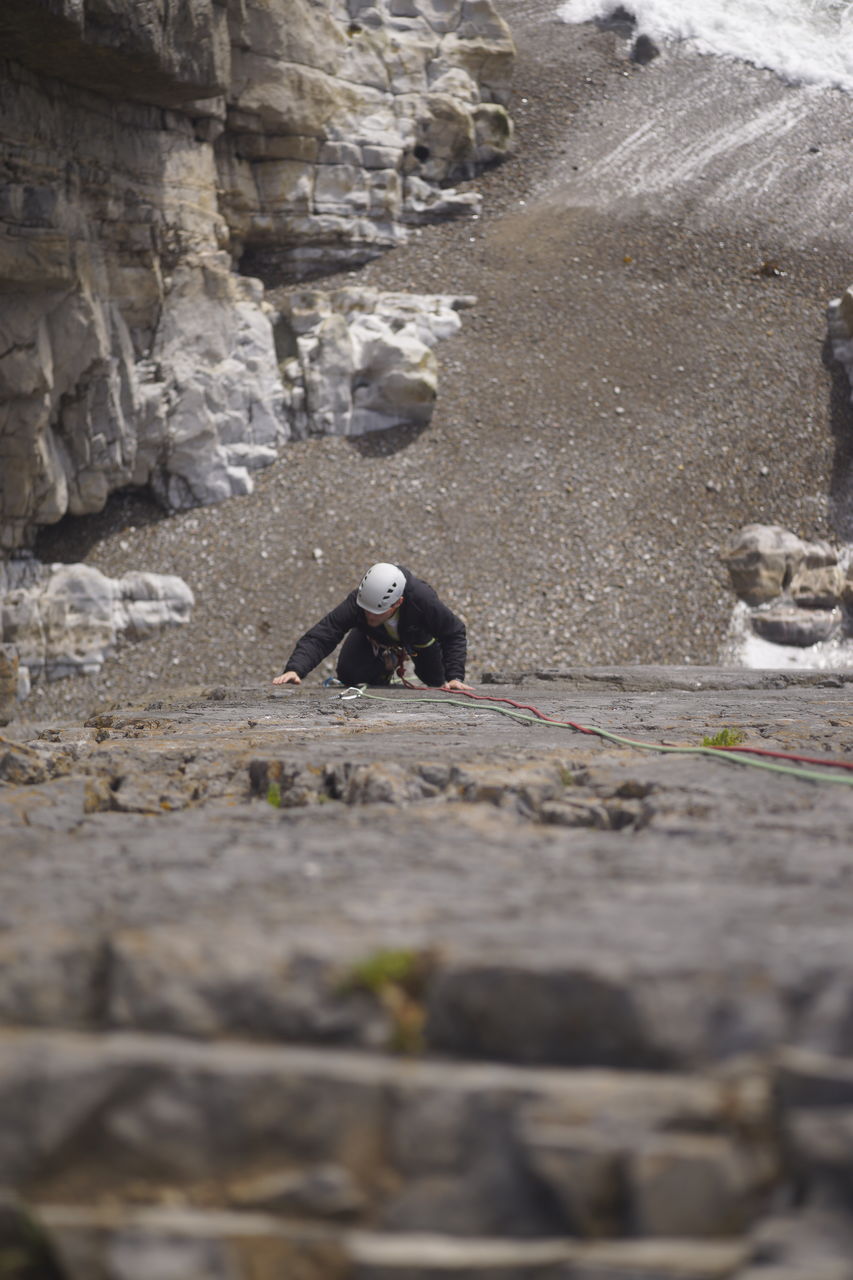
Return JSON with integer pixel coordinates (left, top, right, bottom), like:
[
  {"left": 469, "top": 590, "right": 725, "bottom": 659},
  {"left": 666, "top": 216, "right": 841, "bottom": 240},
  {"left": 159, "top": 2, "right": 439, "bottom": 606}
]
[{"left": 29, "top": 1, "right": 853, "bottom": 722}]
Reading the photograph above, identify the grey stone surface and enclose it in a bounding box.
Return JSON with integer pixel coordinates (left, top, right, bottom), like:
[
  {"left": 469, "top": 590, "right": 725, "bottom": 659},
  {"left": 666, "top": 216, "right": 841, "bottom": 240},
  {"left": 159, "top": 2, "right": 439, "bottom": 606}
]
[
  {"left": 2, "top": 670, "right": 853, "bottom": 1273},
  {"left": 33, "top": 1206, "right": 752, "bottom": 1280},
  {"left": 739, "top": 1208, "right": 853, "bottom": 1280},
  {"left": 1, "top": 673, "right": 853, "bottom": 1054},
  {"left": 279, "top": 287, "right": 475, "bottom": 438},
  {"left": 0, "top": 1030, "right": 759, "bottom": 1217}
]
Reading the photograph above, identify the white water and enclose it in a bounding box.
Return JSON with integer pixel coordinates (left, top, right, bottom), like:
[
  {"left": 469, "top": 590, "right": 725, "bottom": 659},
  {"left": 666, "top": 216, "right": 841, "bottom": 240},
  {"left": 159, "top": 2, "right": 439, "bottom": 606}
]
[
  {"left": 557, "top": 0, "right": 853, "bottom": 93},
  {"left": 721, "top": 602, "right": 853, "bottom": 669}
]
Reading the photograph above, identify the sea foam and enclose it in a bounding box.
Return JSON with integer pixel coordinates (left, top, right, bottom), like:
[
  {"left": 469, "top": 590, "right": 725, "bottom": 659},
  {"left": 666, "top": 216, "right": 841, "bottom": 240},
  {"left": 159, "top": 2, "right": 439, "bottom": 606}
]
[{"left": 557, "top": 0, "right": 853, "bottom": 94}]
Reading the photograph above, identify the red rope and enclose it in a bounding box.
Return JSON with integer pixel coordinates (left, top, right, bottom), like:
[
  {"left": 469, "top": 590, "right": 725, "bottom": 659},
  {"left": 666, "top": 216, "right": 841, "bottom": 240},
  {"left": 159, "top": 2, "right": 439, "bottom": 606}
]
[
  {"left": 437, "top": 685, "right": 853, "bottom": 774},
  {"left": 707, "top": 742, "right": 853, "bottom": 770},
  {"left": 444, "top": 686, "right": 598, "bottom": 734},
  {"left": 395, "top": 650, "right": 419, "bottom": 689}
]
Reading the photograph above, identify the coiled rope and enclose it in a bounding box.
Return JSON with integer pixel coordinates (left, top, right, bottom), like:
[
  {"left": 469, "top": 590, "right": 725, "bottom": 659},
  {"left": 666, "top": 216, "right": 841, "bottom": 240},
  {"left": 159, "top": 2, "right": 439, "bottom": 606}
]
[{"left": 338, "top": 685, "right": 853, "bottom": 788}]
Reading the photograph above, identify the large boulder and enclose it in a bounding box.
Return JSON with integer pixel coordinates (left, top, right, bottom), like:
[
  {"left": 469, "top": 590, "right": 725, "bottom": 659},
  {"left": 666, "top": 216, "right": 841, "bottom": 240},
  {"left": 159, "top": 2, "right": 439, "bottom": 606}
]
[
  {"left": 1, "top": 560, "right": 194, "bottom": 685},
  {"left": 721, "top": 525, "right": 836, "bottom": 607},
  {"left": 279, "top": 286, "right": 475, "bottom": 436},
  {"left": 720, "top": 524, "right": 853, "bottom": 665},
  {"left": 750, "top": 605, "right": 842, "bottom": 649}
]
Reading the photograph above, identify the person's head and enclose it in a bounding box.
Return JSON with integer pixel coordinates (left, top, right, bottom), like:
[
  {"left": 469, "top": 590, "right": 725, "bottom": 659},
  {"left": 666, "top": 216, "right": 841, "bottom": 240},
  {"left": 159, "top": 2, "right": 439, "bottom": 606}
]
[{"left": 357, "top": 562, "right": 405, "bottom": 625}]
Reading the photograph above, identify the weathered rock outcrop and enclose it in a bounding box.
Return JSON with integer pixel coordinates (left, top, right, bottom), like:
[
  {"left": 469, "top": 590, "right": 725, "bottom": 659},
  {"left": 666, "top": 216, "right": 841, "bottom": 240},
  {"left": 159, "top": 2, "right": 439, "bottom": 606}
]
[
  {"left": 280, "top": 286, "right": 475, "bottom": 435},
  {"left": 0, "top": 0, "right": 513, "bottom": 548},
  {"left": 0, "top": 558, "right": 193, "bottom": 708},
  {"left": 721, "top": 524, "right": 853, "bottom": 663}
]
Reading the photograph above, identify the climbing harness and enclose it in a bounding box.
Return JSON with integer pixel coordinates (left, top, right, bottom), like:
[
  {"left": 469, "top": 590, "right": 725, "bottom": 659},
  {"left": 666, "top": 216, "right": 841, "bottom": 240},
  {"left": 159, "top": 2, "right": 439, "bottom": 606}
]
[
  {"left": 338, "top": 685, "right": 853, "bottom": 789},
  {"left": 369, "top": 635, "right": 439, "bottom": 688},
  {"left": 368, "top": 638, "right": 418, "bottom": 687}
]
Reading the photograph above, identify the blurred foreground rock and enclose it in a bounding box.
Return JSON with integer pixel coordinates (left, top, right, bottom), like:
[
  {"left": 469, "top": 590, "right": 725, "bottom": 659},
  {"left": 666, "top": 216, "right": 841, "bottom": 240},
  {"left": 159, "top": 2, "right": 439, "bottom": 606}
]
[
  {"left": 2, "top": 669, "right": 853, "bottom": 1276},
  {"left": 0, "top": 646, "right": 19, "bottom": 726}
]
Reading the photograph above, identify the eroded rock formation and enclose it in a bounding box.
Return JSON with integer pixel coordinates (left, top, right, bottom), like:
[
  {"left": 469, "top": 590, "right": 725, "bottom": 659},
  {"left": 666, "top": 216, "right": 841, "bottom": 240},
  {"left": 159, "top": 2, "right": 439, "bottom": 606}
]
[
  {"left": 280, "top": 286, "right": 475, "bottom": 436},
  {"left": 0, "top": 0, "right": 514, "bottom": 549},
  {"left": 0, "top": 558, "right": 194, "bottom": 711},
  {"left": 721, "top": 523, "right": 853, "bottom": 663}
]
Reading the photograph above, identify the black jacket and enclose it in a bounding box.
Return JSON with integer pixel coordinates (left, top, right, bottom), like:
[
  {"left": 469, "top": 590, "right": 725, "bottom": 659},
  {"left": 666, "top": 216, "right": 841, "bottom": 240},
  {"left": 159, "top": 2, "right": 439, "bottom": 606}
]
[{"left": 284, "top": 568, "right": 467, "bottom": 681}]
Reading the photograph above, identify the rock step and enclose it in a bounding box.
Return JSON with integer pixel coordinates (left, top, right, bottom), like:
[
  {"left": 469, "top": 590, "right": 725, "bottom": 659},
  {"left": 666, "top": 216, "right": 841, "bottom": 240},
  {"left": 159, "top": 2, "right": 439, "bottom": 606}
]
[
  {"left": 4, "top": 1036, "right": 853, "bottom": 1277},
  {"left": 3, "top": 925, "right": 841, "bottom": 1071},
  {"left": 0, "top": 1029, "right": 773, "bottom": 1245},
  {"left": 29, "top": 1205, "right": 752, "bottom": 1280}
]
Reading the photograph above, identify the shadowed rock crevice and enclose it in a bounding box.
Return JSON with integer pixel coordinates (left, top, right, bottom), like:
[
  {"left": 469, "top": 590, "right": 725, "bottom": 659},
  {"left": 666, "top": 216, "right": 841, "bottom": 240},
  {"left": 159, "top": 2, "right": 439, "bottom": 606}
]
[{"left": 247, "top": 751, "right": 652, "bottom": 827}]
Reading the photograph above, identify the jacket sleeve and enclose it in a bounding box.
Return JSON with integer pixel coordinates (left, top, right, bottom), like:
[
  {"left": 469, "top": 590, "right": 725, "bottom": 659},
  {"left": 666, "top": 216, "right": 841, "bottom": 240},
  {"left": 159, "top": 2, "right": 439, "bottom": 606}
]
[
  {"left": 283, "top": 592, "right": 360, "bottom": 678},
  {"left": 410, "top": 578, "right": 467, "bottom": 681}
]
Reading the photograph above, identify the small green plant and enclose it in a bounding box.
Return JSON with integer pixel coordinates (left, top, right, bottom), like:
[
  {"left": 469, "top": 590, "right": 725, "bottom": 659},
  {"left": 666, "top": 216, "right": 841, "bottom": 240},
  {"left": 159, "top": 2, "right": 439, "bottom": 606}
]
[
  {"left": 343, "top": 948, "right": 437, "bottom": 1055},
  {"left": 347, "top": 948, "right": 420, "bottom": 993},
  {"left": 702, "top": 728, "right": 746, "bottom": 748},
  {"left": 266, "top": 779, "right": 282, "bottom": 807}
]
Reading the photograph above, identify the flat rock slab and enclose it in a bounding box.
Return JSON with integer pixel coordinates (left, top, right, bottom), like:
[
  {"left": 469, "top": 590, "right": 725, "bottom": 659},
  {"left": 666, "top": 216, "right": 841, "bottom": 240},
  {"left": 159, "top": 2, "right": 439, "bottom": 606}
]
[
  {"left": 2, "top": 668, "right": 853, "bottom": 1067},
  {"left": 4, "top": 668, "right": 853, "bottom": 1275}
]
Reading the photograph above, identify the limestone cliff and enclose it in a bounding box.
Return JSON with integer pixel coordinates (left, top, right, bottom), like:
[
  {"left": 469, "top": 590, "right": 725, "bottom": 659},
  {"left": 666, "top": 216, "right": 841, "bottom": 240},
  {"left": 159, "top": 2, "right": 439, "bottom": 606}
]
[{"left": 0, "top": 0, "right": 514, "bottom": 549}]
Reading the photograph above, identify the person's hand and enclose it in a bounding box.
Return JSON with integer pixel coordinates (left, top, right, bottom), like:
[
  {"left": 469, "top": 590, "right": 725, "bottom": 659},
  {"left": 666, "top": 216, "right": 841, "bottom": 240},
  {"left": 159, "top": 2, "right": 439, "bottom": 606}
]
[
  {"left": 272, "top": 671, "right": 302, "bottom": 686},
  {"left": 441, "top": 678, "right": 473, "bottom": 692}
]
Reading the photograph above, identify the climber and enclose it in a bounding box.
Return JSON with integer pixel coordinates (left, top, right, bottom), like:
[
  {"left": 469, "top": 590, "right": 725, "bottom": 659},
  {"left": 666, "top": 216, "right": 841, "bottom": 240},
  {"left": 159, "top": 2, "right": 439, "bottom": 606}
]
[{"left": 272, "top": 562, "right": 472, "bottom": 690}]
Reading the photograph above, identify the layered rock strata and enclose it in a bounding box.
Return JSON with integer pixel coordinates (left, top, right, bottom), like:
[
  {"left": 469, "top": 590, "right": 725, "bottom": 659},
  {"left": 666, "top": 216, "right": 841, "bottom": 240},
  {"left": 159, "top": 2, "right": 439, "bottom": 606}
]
[
  {"left": 0, "top": 0, "right": 513, "bottom": 549},
  {"left": 2, "top": 672, "right": 853, "bottom": 1276}
]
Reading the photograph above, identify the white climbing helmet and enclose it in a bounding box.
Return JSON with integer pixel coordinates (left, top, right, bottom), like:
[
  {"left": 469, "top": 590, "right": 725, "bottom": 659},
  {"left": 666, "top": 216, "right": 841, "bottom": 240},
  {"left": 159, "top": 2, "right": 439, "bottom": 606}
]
[{"left": 357, "top": 562, "right": 406, "bottom": 613}]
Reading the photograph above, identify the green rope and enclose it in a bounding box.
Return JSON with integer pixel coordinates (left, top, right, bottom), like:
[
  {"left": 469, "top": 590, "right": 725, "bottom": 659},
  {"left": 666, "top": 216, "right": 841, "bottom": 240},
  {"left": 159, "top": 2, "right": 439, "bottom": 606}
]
[{"left": 339, "top": 687, "right": 853, "bottom": 788}]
